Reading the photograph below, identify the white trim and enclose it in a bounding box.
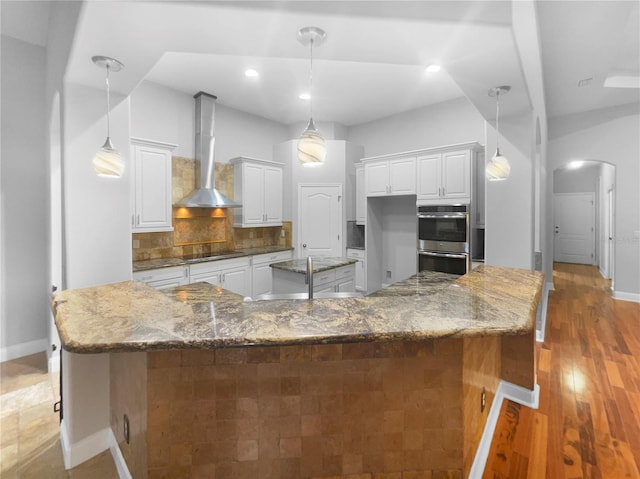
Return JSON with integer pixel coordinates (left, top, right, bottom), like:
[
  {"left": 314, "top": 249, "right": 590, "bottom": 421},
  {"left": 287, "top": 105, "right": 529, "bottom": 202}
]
[
  {"left": 536, "top": 281, "right": 554, "bottom": 342},
  {"left": 108, "top": 429, "right": 133, "bottom": 479},
  {"left": 60, "top": 420, "right": 112, "bottom": 470},
  {"left": 129, "top": 136, "right": 176, "bottom": 150},
  {"left": 48, "top": 351, "right": 61, "bottom": 373},
  {"left": 613, "top": 290, "right": 640, "bottom": 303},
  {"left": 0, "top": 338, "right": 47, "bottom": 363},
  {"left": 468, "top": 380, "right": 540, "bottom": 478}
]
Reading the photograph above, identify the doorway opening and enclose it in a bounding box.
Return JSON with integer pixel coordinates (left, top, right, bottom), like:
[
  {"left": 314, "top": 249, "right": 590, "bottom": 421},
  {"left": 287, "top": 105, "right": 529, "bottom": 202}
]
[{"left": 552, "top": 160, "right": 615, "bottom": 288}]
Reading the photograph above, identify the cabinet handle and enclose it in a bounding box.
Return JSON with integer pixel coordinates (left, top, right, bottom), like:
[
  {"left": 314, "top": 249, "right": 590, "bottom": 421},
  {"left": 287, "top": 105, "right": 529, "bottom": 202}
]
[
  {"left": 137, "top": 214, "right": 140, "bottom": 225},
  {"left": 131, "top": 215, "right": 134, "bottom": 227},
  {"left": 442, "top": 187, "right": 445, "bottom": 196},
  {"left": 184, "top": 268, "right": 188, "bottom": 278}
]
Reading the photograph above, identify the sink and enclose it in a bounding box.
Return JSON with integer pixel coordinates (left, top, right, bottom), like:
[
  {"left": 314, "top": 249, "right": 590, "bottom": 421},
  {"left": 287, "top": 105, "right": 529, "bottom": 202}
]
[{"left": 246, "top": 291, "right": 363, "bottom": 301}]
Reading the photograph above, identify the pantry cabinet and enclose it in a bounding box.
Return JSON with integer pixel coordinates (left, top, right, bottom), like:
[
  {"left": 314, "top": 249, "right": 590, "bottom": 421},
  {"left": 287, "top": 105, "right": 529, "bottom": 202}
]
[
  {"left": 364, "top": 156, "right": 416, "bottom": 197},
  {"left": 232, "top": 157, "right": 283, "bottom": 227},
  {"left": 130, "top": 137, "right": 176, "bottom": 232}
]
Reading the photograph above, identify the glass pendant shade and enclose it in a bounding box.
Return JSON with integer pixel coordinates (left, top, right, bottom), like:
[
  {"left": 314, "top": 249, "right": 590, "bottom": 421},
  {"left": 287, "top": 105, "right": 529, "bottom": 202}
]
[
  {"left": 93, "top": 137, "right": 124, "bottom": 177},
  {"left": 297, "top": 118, "right": 326, "bottom": 167},
  {"left": 486, "top": 149, "right": 510, "bottom": 181}
]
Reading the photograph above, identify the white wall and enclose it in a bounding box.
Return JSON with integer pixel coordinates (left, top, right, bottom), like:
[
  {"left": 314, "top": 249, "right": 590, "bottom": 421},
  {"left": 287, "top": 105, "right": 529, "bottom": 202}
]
[
  {"left": 347, "top": 97, "right": 485, "bottom": 158},
  {"left": 130, "top": 80, "right": 289, "bottom": 162},
  {"left": 548, "top": 111, "right": 639, "bottom": 297},
  {"left": 0, "top": 35, "right": 49, "bottom": 360},
  {"left": 553, "top": 165, "right": 600, "bottom": 193}
]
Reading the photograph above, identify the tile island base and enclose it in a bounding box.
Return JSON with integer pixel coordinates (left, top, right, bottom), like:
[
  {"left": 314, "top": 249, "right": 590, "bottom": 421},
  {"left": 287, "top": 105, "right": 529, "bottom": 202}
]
[{"left": 111, "top": 333, "right": 534, "bottom": 479}]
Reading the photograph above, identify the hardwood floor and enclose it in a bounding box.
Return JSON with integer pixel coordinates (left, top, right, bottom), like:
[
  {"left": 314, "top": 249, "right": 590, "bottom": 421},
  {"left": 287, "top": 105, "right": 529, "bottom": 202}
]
[{"left": 483, "top": 262, "right": 640, "bottom": 479}]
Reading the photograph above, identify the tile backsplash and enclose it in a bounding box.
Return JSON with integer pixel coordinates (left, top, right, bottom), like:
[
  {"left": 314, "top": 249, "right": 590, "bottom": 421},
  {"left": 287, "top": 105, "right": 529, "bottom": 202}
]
[{"left": 132, "top": 157, "right": 291, "bottom": 261}]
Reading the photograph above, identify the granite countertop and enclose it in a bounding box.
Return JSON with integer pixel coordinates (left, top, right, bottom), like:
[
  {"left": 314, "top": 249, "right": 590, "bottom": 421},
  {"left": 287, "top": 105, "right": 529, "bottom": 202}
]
[
  {"left": 52, "top": 265, "right": 543, "bottom": 354},
  {"left": 132, "top": 246, "right": 294, "bottom": 272},
  {"left": 270, "top": 257, "right": 357, "bottom": 274}
]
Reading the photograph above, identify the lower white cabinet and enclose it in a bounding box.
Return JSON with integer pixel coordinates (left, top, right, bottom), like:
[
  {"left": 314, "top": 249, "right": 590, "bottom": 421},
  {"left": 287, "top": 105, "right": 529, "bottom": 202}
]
[
  {"left": 347, "top": 248, "right": 366, "bottom": 293},
  {"left": 251, "top": 250, "right": 294, "bottom": 298},
  {"left": 190, "top": 257, "right": 252, "bottom": 298},
  {"left": 272, "top": 264, "right": 356, "bottom": 294},
  {"left": 133, "top": 266, "right": 189, "bottom": 290}
]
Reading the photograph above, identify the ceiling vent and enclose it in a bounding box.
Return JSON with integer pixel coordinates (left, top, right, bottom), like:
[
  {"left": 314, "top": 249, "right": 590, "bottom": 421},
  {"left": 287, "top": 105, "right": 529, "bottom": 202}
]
[{"left": 577, "top": 77, "right": 593, "bottom": 87}]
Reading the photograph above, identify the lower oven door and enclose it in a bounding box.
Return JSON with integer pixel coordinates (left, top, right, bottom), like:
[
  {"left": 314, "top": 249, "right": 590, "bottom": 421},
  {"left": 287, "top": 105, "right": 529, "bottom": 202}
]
[{"left": 418, "top": 250, "right": 469, "bottom": 275}]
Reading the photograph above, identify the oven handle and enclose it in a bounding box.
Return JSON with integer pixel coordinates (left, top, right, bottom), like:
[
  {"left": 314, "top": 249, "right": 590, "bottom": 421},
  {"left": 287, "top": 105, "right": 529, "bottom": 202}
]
[
  {"left": 417, "top": 214, "right": 468, "bottom": 219},
  {"left": 418, "top": 251, "right": 468, "bottom": 260}
]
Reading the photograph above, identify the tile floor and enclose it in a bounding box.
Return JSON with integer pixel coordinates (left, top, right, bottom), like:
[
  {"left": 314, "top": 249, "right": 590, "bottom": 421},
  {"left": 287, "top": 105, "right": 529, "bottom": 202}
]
[{"left": 0, "top": 353, "right": 118, "bottom": 478}]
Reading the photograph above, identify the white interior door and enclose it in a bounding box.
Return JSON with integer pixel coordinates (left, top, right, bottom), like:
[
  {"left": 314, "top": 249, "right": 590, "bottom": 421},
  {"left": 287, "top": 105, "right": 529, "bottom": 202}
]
[
  {"left": 298, "top": 184, "right": 342, "bottom": 258},
  {"left": 554, "top": 193, "right": 596, "bottom": 264}
]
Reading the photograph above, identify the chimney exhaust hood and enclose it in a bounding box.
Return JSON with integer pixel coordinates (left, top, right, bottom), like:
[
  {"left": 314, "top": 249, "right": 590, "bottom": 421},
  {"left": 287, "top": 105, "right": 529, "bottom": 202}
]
[{"left": 174, "top": 91, "right": 241, "bottom": 208}]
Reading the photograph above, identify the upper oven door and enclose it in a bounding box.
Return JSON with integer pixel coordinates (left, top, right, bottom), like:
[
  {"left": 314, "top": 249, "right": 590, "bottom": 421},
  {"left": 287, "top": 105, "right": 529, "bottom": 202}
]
[{"left": 417, "top": 205, "right": 469, "bottom": 252}]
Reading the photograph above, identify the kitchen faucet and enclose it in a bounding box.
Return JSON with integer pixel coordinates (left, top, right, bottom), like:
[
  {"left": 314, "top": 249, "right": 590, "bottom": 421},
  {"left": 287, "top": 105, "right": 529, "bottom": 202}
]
[{"left": 306, "top": 255, "right": 314, "bottom": 299}]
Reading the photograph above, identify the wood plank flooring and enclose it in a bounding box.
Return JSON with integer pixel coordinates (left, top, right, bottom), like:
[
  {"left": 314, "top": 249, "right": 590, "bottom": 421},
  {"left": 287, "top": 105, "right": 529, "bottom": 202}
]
[{"left": 483, "top": 262, "right": 640, "bottom": 479}]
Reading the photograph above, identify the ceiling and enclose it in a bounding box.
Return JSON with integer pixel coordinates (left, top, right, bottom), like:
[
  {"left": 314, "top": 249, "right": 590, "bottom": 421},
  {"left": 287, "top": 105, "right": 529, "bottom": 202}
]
[{"left": 1, "top": 1, "right": 638, "bottom": 125}]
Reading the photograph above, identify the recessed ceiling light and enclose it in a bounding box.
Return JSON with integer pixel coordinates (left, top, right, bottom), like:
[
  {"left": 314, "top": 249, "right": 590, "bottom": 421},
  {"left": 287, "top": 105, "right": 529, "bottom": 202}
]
[
  {"left": 299, "top": 93, "right": 311, "bottom": 100},
  {"left": 245, "top": 69, "right": 259, "bottom": 78},
  {"left": 425, "top": 64, "right": 441, "bottom": 73}
]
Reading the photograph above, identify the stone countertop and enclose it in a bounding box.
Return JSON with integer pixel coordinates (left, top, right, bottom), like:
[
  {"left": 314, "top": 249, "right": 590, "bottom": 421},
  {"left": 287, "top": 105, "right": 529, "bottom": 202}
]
[
  {"left": 52, "top": 265, "right": 543, "bottom": 354},
  {"left": 270, "top": 257, "right": 357, "bottom": 274},
  {"left": 132, "top": 246, "right": 294, "bottom": 272}
]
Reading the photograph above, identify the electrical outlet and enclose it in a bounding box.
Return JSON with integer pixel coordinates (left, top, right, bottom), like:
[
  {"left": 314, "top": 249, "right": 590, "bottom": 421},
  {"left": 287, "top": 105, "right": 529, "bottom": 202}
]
[
  {"left": 132, "top": 239, "right": 140, "bottom": 248},
  {"left": 281, "top": 229, "right": 286, "bottom": 238},
  {"left": 249, "top": 231, "right": 254, "bottom": 239},
  {"left": 123, "top": 414, "right": 130, "bottom": 444},
  {"left": 480, "top": 387, "right": 486, "bottom": 413},
  {"left": 386, "top": 270, "right": 392, "bottom": 279}
]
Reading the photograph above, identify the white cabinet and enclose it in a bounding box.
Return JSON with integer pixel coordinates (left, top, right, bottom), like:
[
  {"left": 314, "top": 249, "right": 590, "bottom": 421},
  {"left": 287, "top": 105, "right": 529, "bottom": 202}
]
[
  {"left": 417, "top": 149, "right": 472, "bottom": 203},
  {"left": 251, "top": 250, "right": 294, "bottom": 298},
  {"left": 334, "top": 265, "right": 356, "bottom": 292},
  {"left": 364, "top": 156, "right": 416, "bottom": 197},
  {"left": 272, "top": 264, "right": 356, "bottom": 294},
  {"left": 133, "top": 265, "right": 189, "bottom": 290},
  {"left": 130, "top": 137, "right": 176, "bottom": 232},
  {"left": 232, "top": 157, "right": 283, "bottom": 227},
  {"left": 190, "top": 257, "right": 252, "bottom": 297},
  {"left": 355, "top": 164, "right": 366, "bottom": 225},
  {"left": 347, "top": 248, "right": 366, "bottom": 293}
]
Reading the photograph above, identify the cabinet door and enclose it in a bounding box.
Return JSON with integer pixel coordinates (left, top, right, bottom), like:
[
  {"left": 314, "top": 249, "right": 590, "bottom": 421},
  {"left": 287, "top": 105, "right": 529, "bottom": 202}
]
[
  {"left": 190, "top": 271, "right": 222, "bottom": 286},
  {"left": 134, "top": 266, "right": 188, "bottom": 289},
  {"left": 336, "top": 278, "right": 355, "bottom": 293},
  {"left": 221, "top": 266, "right": 251, "bottom": 297},
  {"left": 417, "top": 154, "right": 442, "bottom": 200},
  {"left": 355, "top": 165, "right": 366, "bottom": 224},
  {"left": 442, "top": 150, "right": 471, "bottom": 200},
  {"left": 353, "top": 259, "right": 365, "bottom": 292},
  {"left": 133, "top": 144, "right": 173, "bottom": 231},
  {"left": 252, "top": 263, "right": 273, "bottom": 297},
  {"left": 365, "top": 161, "right": 389, "bottom": 196},
  {"left": 241, "top": 163, "right": 265, "bottom": 225},
  {"left": 388, "top": 157, "right": 416, "bottom": 195},
  {"left": 263, "top": 166, "right": 283, "bottom": 224}
]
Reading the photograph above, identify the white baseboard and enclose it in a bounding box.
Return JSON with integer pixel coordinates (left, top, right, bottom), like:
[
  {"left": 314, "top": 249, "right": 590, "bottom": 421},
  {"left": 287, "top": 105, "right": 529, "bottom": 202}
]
[
  {"left": 536, "top": 281, "right": 554, "bottom": 342},
  {"left": 0, "top": 338, "right": 48, "bottom": 363},
  {"left": 468, "top": 380, "right": 540, "bottom": 478},
  {"left": 108, "top": 429, "right": 133, "bottom": 479},
  {"left": 60, "top": 419, "right": 112, "bottom": 470},
  {"left": 613, "top": 290, "right": 640, "bottom": 303}
]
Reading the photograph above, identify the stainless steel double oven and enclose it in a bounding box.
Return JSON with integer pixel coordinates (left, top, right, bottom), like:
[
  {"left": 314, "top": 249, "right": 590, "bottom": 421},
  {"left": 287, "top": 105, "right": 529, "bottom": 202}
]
[{"left": 417, "top": 204, "right": 470, "bottom": 275}]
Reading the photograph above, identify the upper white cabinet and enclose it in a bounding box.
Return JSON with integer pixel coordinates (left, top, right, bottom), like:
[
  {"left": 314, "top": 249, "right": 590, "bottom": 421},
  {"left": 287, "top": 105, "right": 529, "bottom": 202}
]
[
  {"left": 130, "top": 137, "right": 177, "bottom": 232},
  {"left": 364, "top": 156, "right": 416, "bottom": 197},
  {"left": 232, "top": 157, "right": 283, "bottom": 227},
  {"left": 355, "top": 164, "right": 366, "bottom": 225},
  {"left": 416, "top": 144, "right": 482, "bottom": 205}
]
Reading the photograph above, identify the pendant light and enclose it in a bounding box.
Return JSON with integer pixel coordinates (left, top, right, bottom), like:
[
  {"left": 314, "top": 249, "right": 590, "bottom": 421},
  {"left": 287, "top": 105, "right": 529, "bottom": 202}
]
[
  {"left": 92, "top": 55, "right": 125, "bottom": 178},
  {"left": 486, "top": 85, "right": 511, "bottom": 181},
  {"left": 297, "top": 27, "right": 326, "bottom": 167}
]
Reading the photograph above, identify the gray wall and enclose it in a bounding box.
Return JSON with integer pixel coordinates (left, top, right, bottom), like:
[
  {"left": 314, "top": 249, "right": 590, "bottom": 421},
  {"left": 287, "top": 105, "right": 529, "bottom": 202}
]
[
  {"left": 0, "top": 35, "right": 49, "bottom": 360},
  {"left": 553, "top": 164, "right": 600, "bottom": 193}
]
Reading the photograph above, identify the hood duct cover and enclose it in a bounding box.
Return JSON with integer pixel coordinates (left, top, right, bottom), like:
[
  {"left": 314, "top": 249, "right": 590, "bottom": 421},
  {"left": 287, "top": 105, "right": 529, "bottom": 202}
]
[{"left": 174, "top": 91, "right": 241, "bottom": 208}]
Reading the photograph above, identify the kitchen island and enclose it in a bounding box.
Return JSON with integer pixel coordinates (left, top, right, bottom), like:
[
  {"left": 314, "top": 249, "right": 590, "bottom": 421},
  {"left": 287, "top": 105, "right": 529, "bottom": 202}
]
[
  {"left": 271, "top": 256, "right": 357, "bottom": 295},
  {"left": 52, "top": 265, "right": 543, "bottom": 479}
]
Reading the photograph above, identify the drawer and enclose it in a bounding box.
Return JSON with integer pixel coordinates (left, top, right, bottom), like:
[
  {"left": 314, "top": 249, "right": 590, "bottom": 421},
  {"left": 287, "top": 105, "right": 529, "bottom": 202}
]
[
  {"left": 313, "top": 270, "right": 335, "bottom": 286},
  {"left": 190, "top": 256, "right": 250, "bottom": 275},
  {"left": 335, "top": 264, "right": 355, "bottom": 280},
  {"left": 133, "top": 265, "right": 188, "bottom": 283},
  {"left": 346, "top": 249, "right": 365, "bottom": 260},
  {"left": 253, "top": 250, "right": 293, "bottom": 266}
]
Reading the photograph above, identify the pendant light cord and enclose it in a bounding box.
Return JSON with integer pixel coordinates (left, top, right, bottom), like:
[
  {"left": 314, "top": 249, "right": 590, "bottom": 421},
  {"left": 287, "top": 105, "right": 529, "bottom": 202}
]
[
  {"left": 308, "top": 38, "right": 314, "bottom": 120},
  {"left": 105, "top": 64, "right": 111, "bottom": 139},
  {"left": 495, "top": 89, "right": 500, "bottom": 152}
]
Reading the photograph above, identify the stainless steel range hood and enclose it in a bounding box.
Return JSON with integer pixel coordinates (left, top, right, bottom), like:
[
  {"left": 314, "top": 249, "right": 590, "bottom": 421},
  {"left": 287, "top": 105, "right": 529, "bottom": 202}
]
[{"left": 174, "top": 91, "right": 241, "bottom": 208}]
